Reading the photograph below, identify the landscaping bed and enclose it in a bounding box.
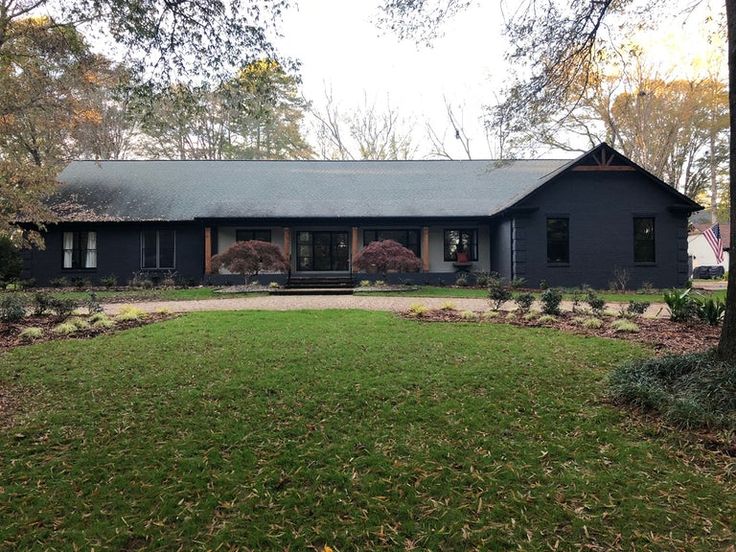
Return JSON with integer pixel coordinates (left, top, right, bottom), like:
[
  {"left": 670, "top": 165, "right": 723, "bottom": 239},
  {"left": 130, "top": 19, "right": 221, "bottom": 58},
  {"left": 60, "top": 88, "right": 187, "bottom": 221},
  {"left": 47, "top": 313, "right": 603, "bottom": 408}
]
[
  {"left": 0, "top": 311, "right": 174, "bottom": 351},
  {"left": 402, "top": 308, "right": 721, "bottom": 355}
]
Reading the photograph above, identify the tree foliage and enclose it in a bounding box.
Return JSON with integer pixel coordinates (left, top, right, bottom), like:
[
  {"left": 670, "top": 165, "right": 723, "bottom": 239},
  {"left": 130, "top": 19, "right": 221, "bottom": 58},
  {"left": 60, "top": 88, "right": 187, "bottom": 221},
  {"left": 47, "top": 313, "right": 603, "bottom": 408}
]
[
  {"left": 211, "top": 240, "right": 288, "bottom": 284},
  {"left": 137, "top": 60, "right": 312, "bottom": 160},
  {"left": 353, "top": 239, "right": 421, "bottom": 277}
]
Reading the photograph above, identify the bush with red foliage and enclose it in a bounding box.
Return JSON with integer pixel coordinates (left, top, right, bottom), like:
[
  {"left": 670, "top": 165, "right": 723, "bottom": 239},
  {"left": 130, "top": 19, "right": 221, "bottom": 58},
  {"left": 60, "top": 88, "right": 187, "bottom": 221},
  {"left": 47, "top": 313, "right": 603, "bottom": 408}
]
[
  {"left": 211, "top": 240, "right": 288, "bottom": 284},
  {"left": 353, "top": 239, "right": 421, "bottom": 278}
]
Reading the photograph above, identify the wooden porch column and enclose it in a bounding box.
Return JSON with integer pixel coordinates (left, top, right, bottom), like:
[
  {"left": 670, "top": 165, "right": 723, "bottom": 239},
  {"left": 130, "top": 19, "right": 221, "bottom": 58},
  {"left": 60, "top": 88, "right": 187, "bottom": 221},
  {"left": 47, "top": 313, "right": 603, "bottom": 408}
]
[
  {"left": 283, "top": 227, "right": 292, "bottom": 266},
  {"left": 204, "top": 226, "right": 213, "bottom": 274},
  {"left": 421, "top": 226, "right": 430, "bottom": 272},
  {"left": 351, "top": 227, "right": 360, "bottom": 268}
]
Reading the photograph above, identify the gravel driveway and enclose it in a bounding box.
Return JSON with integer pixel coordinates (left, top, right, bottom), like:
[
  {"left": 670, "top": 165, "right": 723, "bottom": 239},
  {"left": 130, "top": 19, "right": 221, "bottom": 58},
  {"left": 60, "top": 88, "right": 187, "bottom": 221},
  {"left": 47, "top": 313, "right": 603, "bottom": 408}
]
[{"left": 102, "top": 295, "right": 670, "bottom": 318}]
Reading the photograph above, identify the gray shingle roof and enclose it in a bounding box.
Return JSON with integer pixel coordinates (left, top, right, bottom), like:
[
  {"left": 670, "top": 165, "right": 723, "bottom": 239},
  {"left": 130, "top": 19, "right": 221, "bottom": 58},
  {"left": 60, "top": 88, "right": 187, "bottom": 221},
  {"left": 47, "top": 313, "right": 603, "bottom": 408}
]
[{"left": 51, "top": 159, "right": 571, "bottom": 221}]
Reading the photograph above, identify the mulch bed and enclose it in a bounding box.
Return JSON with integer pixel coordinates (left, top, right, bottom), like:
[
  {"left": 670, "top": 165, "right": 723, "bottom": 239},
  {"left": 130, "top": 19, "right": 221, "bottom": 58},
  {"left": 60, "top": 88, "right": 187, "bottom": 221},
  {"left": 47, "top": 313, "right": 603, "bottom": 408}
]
[
  {"left": 0, "top": 313, "right": 175, "bottom": 352},
  {"left": 403, "top": 309, "right": 721, "bottom": 355}
]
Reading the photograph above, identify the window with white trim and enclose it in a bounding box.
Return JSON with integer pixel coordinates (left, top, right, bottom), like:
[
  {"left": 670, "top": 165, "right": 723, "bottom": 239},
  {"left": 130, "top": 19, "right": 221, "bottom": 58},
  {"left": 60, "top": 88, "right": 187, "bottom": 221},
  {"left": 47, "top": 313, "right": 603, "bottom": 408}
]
[{"left": 62, "top": 231, "right": 97, "bottom": 269}]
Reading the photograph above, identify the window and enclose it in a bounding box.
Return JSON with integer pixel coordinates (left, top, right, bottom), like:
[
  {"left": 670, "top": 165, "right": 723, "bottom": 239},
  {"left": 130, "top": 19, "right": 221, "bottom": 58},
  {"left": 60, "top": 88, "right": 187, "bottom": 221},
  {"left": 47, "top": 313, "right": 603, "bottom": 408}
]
[
  {"left": 443, "top": 229, "right": 478, "bottom": 261},
  {"left": 141, "top": 230, "right": 176, "bottom": 269},
  {"left": 634, "top": 217, "right": 655, "bottom": 263},
  {"left": 62, "top": 231, "right": 97, "bottom": 269},
  {"left": 363, "top": 229, "right": 420, "bottom": 257},
  {"left": 235, "top": 229, "right": 271, "bottom": 242},
  {"left": 547, "top": 218, "right": 569, "bottom": 264}
]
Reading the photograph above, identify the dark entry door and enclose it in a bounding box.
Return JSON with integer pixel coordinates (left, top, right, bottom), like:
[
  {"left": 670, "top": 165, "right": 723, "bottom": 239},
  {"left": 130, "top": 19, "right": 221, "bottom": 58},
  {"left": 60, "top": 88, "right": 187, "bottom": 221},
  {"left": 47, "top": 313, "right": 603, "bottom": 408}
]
[{"left": 297, "top": 231, "right": 350, "bottom": 271}]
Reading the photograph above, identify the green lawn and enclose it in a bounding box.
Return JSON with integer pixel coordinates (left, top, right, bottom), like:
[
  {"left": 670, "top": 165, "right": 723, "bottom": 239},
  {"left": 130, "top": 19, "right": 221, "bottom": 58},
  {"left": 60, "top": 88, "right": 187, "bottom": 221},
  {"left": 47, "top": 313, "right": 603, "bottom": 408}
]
[{"left": 1, "top": 311, "right": 733, "bottom": 549}]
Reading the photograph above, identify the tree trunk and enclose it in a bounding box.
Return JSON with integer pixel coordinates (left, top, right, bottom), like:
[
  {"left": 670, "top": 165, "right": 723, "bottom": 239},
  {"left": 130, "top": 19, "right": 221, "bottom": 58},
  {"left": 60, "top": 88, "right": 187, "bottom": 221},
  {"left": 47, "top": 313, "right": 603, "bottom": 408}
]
[
  {"left": 710, "top": 125, "right": 718, "bottom": 223},
  {"left": 718, "top": 0, "right": 736, "bottom": 359}
]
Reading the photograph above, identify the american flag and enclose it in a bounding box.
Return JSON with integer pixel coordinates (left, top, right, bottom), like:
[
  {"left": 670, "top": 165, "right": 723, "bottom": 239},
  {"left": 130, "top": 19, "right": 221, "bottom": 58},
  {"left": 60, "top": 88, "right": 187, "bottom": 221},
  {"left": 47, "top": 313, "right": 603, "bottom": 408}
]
[{"left": 703, "top": 223, "right": 725, "bottom": 264}]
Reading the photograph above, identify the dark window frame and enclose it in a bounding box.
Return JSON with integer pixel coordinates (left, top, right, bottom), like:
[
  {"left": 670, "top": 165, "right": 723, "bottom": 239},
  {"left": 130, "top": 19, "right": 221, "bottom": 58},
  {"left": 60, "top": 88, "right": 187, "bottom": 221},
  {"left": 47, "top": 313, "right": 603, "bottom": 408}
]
[
  {"left": 546, "top": 217, "right": 570, "bottom": 265},
  {"left": 62, "top": 230, "right": 97, "bottom": 270},
  {"left": 363, "top": 229, "right": 421, "bottom": 257},
  {"left": 633, "top": 217, "right": 656, "bottom": 264},
  {"left": 443, "top": 229, "right": 478, "bottom": 262},
  {"left": 141, "top": 229, "right": 177, "bottom": 269},
  {"left": 235, "top": 229, "right": 272, "bottom": 243}
]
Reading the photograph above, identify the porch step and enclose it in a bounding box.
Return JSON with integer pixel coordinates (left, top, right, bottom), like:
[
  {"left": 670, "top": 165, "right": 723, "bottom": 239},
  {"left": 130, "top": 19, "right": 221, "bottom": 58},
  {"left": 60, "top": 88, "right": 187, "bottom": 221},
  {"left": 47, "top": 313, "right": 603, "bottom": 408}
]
[
  {"left": 270, "top": 287, "right": 355, "bottom": 296},
  {"left": 286, "top": 276, "right": 355, "bottom": 289}
]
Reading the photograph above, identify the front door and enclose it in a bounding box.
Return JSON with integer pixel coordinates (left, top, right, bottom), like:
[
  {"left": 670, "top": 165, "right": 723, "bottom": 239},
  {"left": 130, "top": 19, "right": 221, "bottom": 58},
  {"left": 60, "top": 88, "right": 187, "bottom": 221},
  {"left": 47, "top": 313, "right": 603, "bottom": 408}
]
[{"left": 296, "top": 231, "right": 350, "bottom": 271}]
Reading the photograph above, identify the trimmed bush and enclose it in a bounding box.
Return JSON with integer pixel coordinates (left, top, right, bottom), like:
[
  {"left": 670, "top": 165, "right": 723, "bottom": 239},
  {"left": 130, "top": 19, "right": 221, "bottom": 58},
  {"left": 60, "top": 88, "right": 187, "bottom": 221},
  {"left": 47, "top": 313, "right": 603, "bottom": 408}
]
[
  {"left": 440, "top": 301, "right": 456, "bottom": 311},
  {"left": 19, "top": 327, "right": 43, "bottom": 341},
  {"left": 611, "top": 319, "right": 639, "bottom": 333},
  {"left": 608, "top": 353, "right": 736, "bottom": 429},
  {"left": 52, "top": 322, "right": 78, "bottom": 335},
  {"left": 154, "top": 307, "right": 172, "bottom": 315},
  {"left": 460, "top": 310, "right": 477, "bottom": 320},
  {"left": 0, "top": 294, "right": 26, "bottom": 322},
  {"left": 523, "top": 311, "right": 538, "bottom": 321},
  {"left": 482, "top": 311, "right": 500, "bottom": 319},
  {"left": 514, "top": 292, "right": 535, "bottom": 314},
  {"left": 488, "top": 274, "right": 512, "bottom": 311},
  {"left": 505, "top": 311, "right": 517, "bottom": 320},
  {"left": 537, "top": 314, "right": 557, "bottom": 324},
  {"left": 540, "top": 288, "right": 563, "bottom": 315}
]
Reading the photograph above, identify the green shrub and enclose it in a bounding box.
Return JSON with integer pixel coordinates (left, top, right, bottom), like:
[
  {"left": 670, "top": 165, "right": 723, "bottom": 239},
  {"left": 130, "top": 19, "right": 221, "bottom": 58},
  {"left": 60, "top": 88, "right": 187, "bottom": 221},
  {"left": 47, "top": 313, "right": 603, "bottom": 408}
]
[
  {"left": 154, "top": 307, "right": 172, "bottom": 315},
  {"left": 374, "top": 280, "right": 386, "bottom": 287},
  {"left": 19, "top": 327, "right": 43, "bottom": 341},
  {"left": 611, "top": 319, "right": 639, "bottom": 333},
  {"left": 663, "top": 289, "right": 697, "bottom": 322},
  {"left": 32, "top": 292, "right": 54, "bottom": 316},
  {"left": 49, "top": 277, "right": 70, "bottom": 288},
  {"left": 582, "top": 317, "right": 604, "bottom": 329},
  {"left": 0, "top": 236, "right": 22, "bottom": 285},
  {"left": 482, "top": 310, "right": 500, "bottom": 319},
  {"left": 48, "top": 298, "right": 78, "bottom": 321},
  {"left": 92, "top": 318, "right": 115, "bottom": 329},
  {"left": 514, "top": 292, "right": 535, "bottom": 314},
  {"left": 268, "top": 281, "right": 280, "bottom": 289},
  {"left": 608, "top": 353, "right": 736, "bottom": 429},
  {"left": 52, "top": 322, "right": 78, "bottom": 335},
  {"left": 488, "top": 274, "right": 512, "bottom": 310},
  {"left": 537, "top": 314, "right": 557, "bottom": 324},
  {"left": 0, "top": 294, "right": 26, "bottom": 322},
  {"left": 473, "top": 271, "right": 491, "bottom": 287},
  {"left": 408, "top": 303, "right": 428, "bottom": 317},
  {"left": 695, "top": 297, "right": 726, "bottom": 326},
  {"left": 523, "top": 311, "right": 538, "bottom": 321},
  {"left": 510, "top": 277, "right": 527, "bottom": 289},
  {"left": 440, "top": 301, "right": 456, "bottom": 311},
  {"left": 116, "top": 305, "right": 147, "bottom": 321},
  {"left": 100, "top": 275, "right": 118, "bottom": 288},
  {"left": 540, "top": 288, "right": 563, "bottom": 315},
  {"left": 626, "top": 300, "right": 650, "bottom": 318},
  {"left": 585, "top": 291, "right": 606, "bottom": 316},
  {"left": 455, "top": 273, "right": 469, "bottom": 287},
  {"left": 505, "top": 311, "right": 517, "bottom": 320},
  {"left": 358, "top": 279, "right": 372, "bottom": 287}
]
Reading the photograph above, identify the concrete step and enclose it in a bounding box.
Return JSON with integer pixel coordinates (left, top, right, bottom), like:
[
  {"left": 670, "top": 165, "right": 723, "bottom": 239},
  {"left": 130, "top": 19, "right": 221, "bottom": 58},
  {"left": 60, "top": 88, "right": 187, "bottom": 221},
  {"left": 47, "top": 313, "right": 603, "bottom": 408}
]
[{"left": 270, "top": 288, "right": 355, "bottom": 296}]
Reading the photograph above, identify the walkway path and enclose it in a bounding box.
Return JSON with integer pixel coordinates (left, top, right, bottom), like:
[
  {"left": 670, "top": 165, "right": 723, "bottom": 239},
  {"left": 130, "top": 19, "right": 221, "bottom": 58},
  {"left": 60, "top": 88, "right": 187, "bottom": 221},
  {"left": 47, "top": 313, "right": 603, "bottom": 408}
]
[{"left": 102, "top": 295, "right": 670, "bottom": 318}]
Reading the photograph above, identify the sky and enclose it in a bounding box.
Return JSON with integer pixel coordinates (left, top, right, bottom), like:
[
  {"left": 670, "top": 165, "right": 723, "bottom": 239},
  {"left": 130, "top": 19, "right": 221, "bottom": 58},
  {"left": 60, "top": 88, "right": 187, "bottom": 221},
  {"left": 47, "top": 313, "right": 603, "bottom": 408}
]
[{"left": 275, "top": 0, "right": 727, "bottom": 159}]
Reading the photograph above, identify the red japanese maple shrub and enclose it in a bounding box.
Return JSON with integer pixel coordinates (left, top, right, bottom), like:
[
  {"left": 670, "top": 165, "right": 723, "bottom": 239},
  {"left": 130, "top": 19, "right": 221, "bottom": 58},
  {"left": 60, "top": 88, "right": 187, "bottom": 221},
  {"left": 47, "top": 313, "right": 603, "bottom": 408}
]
[
  {"left": 211, "top": 240, "right": 288, "bottom": 284},
  {"left": 353, "top": 239, "right": 421, "bottom": 278}
]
